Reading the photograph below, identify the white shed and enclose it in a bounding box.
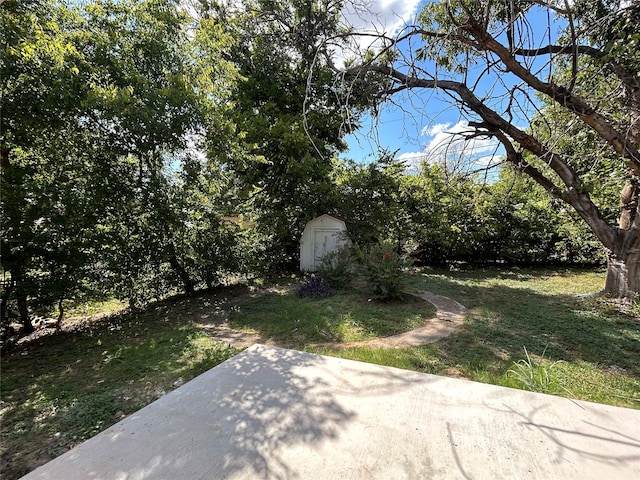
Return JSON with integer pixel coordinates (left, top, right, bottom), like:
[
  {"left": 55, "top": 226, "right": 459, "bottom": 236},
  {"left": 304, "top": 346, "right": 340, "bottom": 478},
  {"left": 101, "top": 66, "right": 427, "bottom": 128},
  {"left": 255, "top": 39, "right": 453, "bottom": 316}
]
[{"left": 299, "top": 214, "right": 348, "bottom": 272}]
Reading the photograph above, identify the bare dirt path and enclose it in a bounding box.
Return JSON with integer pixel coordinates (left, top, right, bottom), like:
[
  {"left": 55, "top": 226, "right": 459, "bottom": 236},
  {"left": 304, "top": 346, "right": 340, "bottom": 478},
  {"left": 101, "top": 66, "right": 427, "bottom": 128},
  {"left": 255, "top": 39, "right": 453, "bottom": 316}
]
[{"left": 191, "top": 283, "right": 304, "bottom": 348}]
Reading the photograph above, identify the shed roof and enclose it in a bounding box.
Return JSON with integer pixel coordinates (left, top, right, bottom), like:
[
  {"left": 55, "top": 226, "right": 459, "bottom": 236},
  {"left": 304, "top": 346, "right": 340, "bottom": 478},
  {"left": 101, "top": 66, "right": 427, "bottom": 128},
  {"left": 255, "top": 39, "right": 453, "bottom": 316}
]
[{"left": 304, "top": 214, "right": 347, "bottom": 228}]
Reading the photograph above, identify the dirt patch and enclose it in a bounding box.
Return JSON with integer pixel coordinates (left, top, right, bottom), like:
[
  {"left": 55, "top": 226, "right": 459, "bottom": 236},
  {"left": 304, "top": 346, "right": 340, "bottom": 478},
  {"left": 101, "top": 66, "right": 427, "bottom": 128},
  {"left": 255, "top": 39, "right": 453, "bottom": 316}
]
[{"left": 1, "top": 284, "right": 270, "bottom": 354}]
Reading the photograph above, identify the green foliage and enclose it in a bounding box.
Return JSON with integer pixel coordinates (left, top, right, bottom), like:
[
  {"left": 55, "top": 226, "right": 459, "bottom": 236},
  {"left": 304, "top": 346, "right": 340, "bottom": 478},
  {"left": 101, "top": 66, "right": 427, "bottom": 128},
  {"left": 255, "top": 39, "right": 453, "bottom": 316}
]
[
  {"left": 331, "top": 154, "right": 409, "bottom": 246},
  {"left": 356, "top": 242, "right": 412, "bottom": 301},
  {"left": 402, "top": 165, "right": 479, "bottom": 264},
  {"left": 326, "top": 156, "right": 609, "bottom": 269},
  {"left": 505, "top": 346, "right": 567, "bottom": 394},
  {"left": 2, "top": 0, "right": 634, "bottom": 329},
  {"left": 0, "top": 0, "right": 246, "bottom": 322},
  {"left": 401, "top": 163, "right": 606, "bottom": 266},
  {"left": 203, "top": 0, "right": 353, "bottom": 271},
  {"left": 316, "top": 245, "right": 357, "bottom": 290},
  {"left": 573, "top": 0, "right": 640, "bottom": 73}
]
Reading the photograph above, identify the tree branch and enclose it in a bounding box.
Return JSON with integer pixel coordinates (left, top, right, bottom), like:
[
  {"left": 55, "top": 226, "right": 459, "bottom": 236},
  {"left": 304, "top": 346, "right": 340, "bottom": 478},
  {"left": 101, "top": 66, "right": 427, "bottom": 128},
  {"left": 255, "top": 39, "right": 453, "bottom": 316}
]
[
  {"left": 462, "top": 16, "right": 640, "bottom": 174},
  {"left": 339, "top": 61, "right": 618, "bottom": 250},
  {"left": 513, "top": 45, "right": 640, "bottom": 104}
]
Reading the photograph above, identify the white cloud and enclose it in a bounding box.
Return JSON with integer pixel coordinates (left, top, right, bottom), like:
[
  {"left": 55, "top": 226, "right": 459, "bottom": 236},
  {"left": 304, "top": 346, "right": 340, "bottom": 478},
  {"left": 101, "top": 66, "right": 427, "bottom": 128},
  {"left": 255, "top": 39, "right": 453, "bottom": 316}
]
[
  {"left": 336, "top": 0, "right": 423, "bottom": 63},
  {"left": 342, "top": 0, "right": 422, "bottom": 34},
  {"left": 397, "top": 150, "right": 424, "bottom": 162},
  {"left": 421, "top": 122, "right": 451, "bottom": 137},
  {"left": 474, "top": 155, "right": 496, "bottom": 166},
  {"left": 402, "top": 120, "right": 502, "bottom": 173},
  {"left": 396, "top": 151, "right": 426, "bottom": 172}
]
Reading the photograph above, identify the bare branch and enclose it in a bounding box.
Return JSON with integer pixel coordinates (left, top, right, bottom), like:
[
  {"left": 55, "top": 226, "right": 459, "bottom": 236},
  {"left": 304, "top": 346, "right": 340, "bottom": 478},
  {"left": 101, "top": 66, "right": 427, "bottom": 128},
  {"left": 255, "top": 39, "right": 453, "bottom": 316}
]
[
  {"left": 531, "top": 0, "right": 570, "bottom": 16},
  {"left": 513, "top": 45, "right": 640, "bottom": 105},
  {"left": 461, "top": 15, "right": 640, "bottom": 173},
  {"left": 564, "top": 0, "right": 578, "bottom": 92}
]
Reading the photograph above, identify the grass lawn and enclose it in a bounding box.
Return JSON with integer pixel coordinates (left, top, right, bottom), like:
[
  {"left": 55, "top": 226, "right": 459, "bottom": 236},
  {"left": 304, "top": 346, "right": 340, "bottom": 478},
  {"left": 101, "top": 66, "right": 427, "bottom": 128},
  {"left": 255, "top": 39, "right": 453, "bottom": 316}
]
[
  {"left": 0, "top": 292, "right": 242, "bottom": 479},
  {"left": 228, "top": 289, "right": 436, "bottom": 346},
  {"left": 1, "top": 267, "right": 639, "bottom": 480},
  {"left": 309, "top": 267, "right": 640, "bottom": 408}
]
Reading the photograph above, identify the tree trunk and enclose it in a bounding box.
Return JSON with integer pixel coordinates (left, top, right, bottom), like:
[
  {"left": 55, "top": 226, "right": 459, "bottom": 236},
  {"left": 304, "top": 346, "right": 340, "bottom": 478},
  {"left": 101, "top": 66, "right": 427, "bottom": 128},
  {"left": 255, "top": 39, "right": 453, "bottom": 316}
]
[
  {"left": 16, "top": 281, "right": 34, "bottom": 334},
  {"left": 56, "top": 296, "right": 65, "bottom": 331},
  {"left": 1, "top": 146, "right": 9, "bottom": 170},
  {"left": 0, "top": 280, "right": 13, "bottom": 325},
  {"left": 605, "top": 180, "right": 640, "bottom": 298},
  {"left": 604, "top": 241, "right": 640, "bottom": 299},
  {"left": 169, "top": 255, "right": 196, "bottom": 295}
]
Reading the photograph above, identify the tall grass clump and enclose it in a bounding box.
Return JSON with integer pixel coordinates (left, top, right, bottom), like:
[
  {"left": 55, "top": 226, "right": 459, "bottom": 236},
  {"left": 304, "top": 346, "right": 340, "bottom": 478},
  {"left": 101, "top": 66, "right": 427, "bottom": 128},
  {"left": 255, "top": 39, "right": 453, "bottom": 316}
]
[{"left": 505, "top": 346, "right": 568, "bottom": 395}]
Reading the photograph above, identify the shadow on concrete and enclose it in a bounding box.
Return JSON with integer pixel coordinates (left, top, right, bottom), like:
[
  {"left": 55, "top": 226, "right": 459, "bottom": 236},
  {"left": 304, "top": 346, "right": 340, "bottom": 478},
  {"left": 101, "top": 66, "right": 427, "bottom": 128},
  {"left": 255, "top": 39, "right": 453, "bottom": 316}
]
[
  {"left": 508, "top": 403, "right": 640, "bottom": 466},
  {"left": 22, "top": 345, "right": 445, "bottom": 480},
  {"left": 116, "top": 346, "right": 356, "bottom": 480},
  {"left": 439, "top": 394, "right": 640, "bottom": 478},
  {"left": 203, "top": 346, "right": 356, "bottom": 479}
]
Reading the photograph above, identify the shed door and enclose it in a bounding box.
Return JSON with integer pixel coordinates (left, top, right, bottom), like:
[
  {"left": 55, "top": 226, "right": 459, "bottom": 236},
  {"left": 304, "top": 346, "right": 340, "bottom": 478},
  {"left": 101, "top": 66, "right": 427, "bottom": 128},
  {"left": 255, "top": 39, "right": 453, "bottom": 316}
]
[{"left": 313, "top": 229, "right": 339, "bottom": 269}]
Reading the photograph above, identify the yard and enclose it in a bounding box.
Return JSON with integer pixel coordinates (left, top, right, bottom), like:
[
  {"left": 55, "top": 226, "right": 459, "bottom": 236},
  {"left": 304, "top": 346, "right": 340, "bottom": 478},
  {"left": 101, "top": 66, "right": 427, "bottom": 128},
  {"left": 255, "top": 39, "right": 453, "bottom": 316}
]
[{"left": 1, "top": 267, "right": 639, "bottom": 479}]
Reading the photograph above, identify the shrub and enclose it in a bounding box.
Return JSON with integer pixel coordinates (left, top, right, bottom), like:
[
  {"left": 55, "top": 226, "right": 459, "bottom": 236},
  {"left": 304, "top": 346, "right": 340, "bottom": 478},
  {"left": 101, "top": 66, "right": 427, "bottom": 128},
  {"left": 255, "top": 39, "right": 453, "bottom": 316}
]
[
  {"left": 298, "top": 275, "right": 334, "bottom": 298},
  {"left": 356, "top": 241, "right": 412, "bottom": 301},
  {"left": 316, "top": 246, "right": 357, "bottom": 290}
]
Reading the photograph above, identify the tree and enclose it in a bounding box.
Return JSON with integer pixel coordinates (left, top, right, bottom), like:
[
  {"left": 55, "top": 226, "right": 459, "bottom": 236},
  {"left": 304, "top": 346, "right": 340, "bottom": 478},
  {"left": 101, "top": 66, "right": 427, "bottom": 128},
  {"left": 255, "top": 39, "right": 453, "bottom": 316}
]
[
  {"left": 1, "top": 0, "right": 241, "bottom": 329},
  {"left": 1, "top": 0, "right": 106, "bottom": 332},
  {"left": 325, "top": 0, "right": 639, "bottom": 297},
  {"left": 331, "top": 153, "right": 409, "bottom": 246},
  {"left": 402, "top": 165, "right": 488, "bottom": 264},
  {"left": 203, "top": 0, "right": 354, "bottom": 271}
]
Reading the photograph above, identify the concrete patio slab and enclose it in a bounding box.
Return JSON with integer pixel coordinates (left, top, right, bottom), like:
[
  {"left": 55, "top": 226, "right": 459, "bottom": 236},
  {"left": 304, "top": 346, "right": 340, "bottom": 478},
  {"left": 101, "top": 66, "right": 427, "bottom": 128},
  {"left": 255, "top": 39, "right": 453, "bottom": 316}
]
[{"left": 21, "top": 344, "right": 640, "bottom": 479}]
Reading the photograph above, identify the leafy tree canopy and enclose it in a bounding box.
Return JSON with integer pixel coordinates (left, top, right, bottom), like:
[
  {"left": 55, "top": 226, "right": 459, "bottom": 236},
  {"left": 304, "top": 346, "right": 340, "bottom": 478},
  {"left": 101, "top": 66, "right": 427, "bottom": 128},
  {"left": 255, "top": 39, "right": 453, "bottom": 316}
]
[{"left": 323, "top": 0, "right": 640, "bottom": 297}]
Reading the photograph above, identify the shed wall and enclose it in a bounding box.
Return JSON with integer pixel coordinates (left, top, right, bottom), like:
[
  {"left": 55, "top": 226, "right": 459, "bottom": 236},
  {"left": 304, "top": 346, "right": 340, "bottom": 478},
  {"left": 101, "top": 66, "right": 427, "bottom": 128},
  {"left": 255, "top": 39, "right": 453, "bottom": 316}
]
[{"left": 300, "top": 215, "right": 348, "bottom": 271}]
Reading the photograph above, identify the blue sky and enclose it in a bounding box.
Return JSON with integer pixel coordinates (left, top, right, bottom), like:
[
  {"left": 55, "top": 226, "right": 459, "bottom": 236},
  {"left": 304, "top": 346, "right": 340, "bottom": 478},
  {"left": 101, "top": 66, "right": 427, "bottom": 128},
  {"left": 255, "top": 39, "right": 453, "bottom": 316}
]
[{"left": 338, "top": 0, "right": 556, "bottom": 173}]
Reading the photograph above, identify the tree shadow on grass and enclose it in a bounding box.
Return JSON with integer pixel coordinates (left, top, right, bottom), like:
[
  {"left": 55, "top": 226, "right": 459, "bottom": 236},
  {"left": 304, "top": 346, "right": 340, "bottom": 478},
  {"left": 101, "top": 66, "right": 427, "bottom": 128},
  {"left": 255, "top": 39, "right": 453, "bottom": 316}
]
[
  {"left": 229, "top": 290, "right": 436, "bottom": 345},
  {"left": 420, "top": 273, "right": 640, "bottom": 380},
  {"left": 0, "top": 305, "right": 240, "bottom": 480}
]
